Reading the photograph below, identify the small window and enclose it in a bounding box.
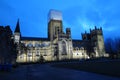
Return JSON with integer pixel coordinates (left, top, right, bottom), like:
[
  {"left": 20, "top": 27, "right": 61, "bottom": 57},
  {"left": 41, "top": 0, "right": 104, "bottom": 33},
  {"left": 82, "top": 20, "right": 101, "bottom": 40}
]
[
  {"left": 20, "top": 56, "right": 23, "bottom": 58},
  {"left": 77, "top": 53, "right": 79, "bottom": 55},
  {"left": 99, "top": 38, "right": 101, "bottom": 41},
  {"left": 82, "top": 53, "right": 84, "bottom": 55}
]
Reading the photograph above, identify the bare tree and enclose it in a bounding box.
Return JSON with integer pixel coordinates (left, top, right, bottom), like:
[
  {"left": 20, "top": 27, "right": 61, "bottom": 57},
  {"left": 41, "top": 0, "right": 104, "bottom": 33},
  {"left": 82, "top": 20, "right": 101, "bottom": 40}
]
[
  {"left": 105, "top": 37, "right": 120, "bottom": 58},
  {"left": 0, "top": 26, "right": 17, "bottom": 64},
  {"left": 105, "top": 38, "right": 114, "bottom": 54},
  {"left": 114, "top": 38, "right": 120, "bottom": 54}
]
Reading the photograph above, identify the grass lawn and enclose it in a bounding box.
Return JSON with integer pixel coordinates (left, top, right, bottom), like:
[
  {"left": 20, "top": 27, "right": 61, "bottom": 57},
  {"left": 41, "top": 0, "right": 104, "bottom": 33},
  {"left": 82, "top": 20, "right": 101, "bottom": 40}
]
[{"left": 52, "top": 60, "right": 120, "bottom": 77}]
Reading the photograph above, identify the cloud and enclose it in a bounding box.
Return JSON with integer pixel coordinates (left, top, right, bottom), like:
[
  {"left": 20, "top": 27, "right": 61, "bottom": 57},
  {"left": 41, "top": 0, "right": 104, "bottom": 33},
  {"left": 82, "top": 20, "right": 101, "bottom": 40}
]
[
  {"left": 63, "top": 0, "right": 120, "bottom": 39},
  {"left": 103, "top": 27, "right": 116, "bottom": 32},
  {"left": 0, "top": 0, "right": 120, "bottom": 39}
]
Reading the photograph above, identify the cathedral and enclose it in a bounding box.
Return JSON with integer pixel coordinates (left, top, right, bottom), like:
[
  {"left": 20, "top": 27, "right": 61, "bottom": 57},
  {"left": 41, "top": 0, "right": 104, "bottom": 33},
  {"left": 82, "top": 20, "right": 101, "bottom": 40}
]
[{"left": 14, "top": 10, "right": 106, "bottom": 63}]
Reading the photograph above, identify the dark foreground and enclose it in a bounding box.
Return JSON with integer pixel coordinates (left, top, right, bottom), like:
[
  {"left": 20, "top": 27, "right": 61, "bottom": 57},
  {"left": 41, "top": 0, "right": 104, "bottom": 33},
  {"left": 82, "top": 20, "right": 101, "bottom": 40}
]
[
  {"left": 0, "top": 63, "right": 120, "bottom": 80},
  {"left": 52, "top": 60, "right": 120, "bottom": 77}
]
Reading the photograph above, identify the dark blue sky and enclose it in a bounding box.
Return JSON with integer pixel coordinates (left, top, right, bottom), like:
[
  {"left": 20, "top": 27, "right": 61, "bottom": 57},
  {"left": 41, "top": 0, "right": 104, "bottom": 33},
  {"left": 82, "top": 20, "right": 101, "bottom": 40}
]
[{"left": 0, "top": 0, "right": 120, "bottom": 40}]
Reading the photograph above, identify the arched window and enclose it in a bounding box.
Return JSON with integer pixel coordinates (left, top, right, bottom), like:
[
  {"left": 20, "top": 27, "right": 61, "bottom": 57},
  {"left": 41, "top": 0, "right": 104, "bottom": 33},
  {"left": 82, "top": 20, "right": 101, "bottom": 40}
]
[
  {"left": 27, "top": 43, "right": 33, "bottom": 48},
  {"left": 36, "top": 50, "right": 40, "bottom": 56},
  {"left": 75, "top": 47, "right": 79, "bottom": 51},
  {"left": 34, "top": 43, "right": 40, "bottom": 56},
  {"left": 35, "top": 43, "right": 40, "bottom": 48},
  {"left": 27, "top": 50, "right": 32, "bottom": 57},
  {"left": 62, "top": 41, "right": 67, "bottom": 55},
  {"left": 27, "top": 43, "right": 33, "bottom": 57}
]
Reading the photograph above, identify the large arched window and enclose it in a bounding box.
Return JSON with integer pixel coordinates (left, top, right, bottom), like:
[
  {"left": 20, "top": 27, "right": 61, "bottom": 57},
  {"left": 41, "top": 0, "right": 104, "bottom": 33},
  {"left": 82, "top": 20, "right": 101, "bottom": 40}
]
[
  {"left": 35, "top": 43, "right": 40, "bottom": 48},
  {"left": 62, "top": 41, "right": 67, "bottom": 55}
]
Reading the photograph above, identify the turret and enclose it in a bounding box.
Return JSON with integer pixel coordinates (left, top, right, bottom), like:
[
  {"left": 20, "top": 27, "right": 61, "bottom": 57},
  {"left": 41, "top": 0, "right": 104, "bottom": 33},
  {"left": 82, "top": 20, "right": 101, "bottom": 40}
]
[
  {"left": 66, "top": 28, "right": 71, "bottom": 39},
  {"left": 81, "top": 31, "right": 91, "bottom": 40},
  {"left": 14, "top": 19, "right": 21, "bottom": 44}
]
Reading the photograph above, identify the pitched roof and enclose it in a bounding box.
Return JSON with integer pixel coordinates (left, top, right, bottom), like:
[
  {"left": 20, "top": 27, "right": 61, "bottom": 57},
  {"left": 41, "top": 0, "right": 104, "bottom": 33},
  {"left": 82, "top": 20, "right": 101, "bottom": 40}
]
[
  {"left": 72, "top": 39, "right": 83, "bottom": 48},
  {"left": 72, "top": 39, "right": 91, "bottom": 48},
  {"left": 21, "top": 37, "right": 49, "bottom": 41}
]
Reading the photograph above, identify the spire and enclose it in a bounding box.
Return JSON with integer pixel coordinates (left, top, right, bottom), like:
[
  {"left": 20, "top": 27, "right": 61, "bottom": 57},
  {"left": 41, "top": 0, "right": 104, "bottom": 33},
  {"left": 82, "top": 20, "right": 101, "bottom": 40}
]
[{"left": 14, "top": 19, "right": 20, "bottom": 33}]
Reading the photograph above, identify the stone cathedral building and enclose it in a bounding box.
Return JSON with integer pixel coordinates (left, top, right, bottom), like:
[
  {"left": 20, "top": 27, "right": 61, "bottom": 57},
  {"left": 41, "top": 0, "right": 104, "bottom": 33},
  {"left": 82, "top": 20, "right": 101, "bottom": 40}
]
[{"left": 14, "top": 10, "right": 106, "bottom": 63}]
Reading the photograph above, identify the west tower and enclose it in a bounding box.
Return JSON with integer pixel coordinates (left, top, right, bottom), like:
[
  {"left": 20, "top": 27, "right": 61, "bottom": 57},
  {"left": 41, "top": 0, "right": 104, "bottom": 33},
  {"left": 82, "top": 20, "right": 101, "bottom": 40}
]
[{"left": 90, "top": 26, "right": 105, "bottom": 57}]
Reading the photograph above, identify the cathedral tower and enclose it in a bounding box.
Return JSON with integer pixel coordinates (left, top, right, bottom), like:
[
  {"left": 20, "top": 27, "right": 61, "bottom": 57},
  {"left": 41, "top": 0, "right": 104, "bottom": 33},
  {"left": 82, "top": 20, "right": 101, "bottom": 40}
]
[
  {"left": 48, "top": 10, "right": 63, "bottom": 41},
  {"left": 90, "top": 26, "right": 105, "bottom": 57}
]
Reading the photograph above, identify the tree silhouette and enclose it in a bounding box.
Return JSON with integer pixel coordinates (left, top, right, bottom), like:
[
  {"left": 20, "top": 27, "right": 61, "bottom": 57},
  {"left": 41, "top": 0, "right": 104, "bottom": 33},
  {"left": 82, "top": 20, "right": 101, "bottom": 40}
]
[
  {"left": 115, "top": 38, "right": 120, "bottom": 54},
  {"left": 0, "top": 26, "right": 17, "bottom": 64},
  {"left": 105, "top": 38, "right": 114, "bottom": 54},
  {"left": 105, "top": 37, "right": 120, "bottom": 58}
]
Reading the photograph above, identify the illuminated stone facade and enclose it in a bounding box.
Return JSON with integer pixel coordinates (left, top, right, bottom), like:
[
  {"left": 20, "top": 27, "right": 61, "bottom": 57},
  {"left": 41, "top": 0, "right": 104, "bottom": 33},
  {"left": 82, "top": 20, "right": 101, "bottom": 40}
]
[{"left": 14, "top": 10, "right": 106, "bottom": 63}]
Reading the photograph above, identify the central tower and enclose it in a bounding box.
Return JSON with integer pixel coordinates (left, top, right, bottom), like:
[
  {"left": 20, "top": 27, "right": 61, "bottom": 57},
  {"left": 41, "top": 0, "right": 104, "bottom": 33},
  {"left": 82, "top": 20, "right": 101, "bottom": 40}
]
[{"left": 48, "top": 10, "right": 63, "bottom": 41}]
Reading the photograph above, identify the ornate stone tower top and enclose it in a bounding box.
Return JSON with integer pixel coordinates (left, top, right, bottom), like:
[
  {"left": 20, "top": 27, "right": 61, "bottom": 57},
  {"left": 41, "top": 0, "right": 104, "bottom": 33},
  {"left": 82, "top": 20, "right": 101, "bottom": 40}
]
[
  {"left": 48, "top": 9, "right": 62, "bottom": 22},
  {"left": 48, "top": 10, "right": 63, "bottom": 41}
]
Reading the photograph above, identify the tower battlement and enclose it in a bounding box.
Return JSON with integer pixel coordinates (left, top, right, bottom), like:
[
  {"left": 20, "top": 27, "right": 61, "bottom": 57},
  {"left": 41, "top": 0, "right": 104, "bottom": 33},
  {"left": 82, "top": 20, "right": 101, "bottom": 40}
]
[
  {"left": 90, "top": 26, "right": 103, "bottom": 35},
  {"left": 81, "top": 26, "right": 103, "bottom": 40}
]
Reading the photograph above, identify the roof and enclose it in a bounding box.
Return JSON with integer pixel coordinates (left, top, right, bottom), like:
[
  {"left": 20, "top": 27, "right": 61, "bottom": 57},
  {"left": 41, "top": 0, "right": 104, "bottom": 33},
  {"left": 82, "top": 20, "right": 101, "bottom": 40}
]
[
  {"left": 14, "top": 19, "right": 20, "bottom": 33},
  {"left": 72, "top": 39, "right": 83, "bottom": 42},
  {"left": 72, "top": 39, "right": 83, "bottom": 48},
  {"left": 72, "top": 39, "right": 91, "bottom": 48},
  {"left": 21, "top": 37, "right": 49, "bottom": 41}
]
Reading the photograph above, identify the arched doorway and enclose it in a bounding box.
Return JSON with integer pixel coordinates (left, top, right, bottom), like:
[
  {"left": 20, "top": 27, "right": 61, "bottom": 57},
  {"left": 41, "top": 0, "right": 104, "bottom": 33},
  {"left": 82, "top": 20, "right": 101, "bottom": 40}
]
[{"left": 62, "top": 41, "right": 67, "bottom": 55}]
